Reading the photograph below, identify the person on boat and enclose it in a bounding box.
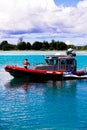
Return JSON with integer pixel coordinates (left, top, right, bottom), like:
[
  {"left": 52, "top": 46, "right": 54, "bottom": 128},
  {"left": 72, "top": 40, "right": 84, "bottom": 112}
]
[{"left": 23, "top": 59, "right": 30, "bottom": 69}]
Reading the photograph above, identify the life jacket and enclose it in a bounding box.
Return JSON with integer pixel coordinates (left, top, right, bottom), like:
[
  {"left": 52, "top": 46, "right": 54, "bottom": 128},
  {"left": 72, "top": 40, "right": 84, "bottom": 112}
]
[{"left": 24, "top": 61, "right": 28, "bottom": 66}]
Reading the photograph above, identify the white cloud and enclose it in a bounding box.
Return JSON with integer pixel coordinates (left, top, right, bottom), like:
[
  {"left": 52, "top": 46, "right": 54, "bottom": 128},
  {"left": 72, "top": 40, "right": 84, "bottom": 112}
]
[
  {"left": 65, "top": 40, "right": 72, "bottom": 45},
  {"left": 0, "top": 0, "right": 87, "bottom": 45},
  {"left": 77, "top": 0, "right": 87, "bottom": 8}
]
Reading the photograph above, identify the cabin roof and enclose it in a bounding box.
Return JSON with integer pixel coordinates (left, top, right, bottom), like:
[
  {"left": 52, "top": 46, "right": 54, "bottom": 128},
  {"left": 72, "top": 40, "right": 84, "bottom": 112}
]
[{"left": 45, "top": 55, "right": 75, "bottom": 60}]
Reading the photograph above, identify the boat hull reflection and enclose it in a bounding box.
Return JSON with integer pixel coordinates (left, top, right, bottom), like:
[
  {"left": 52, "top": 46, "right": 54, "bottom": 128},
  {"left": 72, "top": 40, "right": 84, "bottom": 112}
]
[{"left": 5, "top": 78, "right": 77, "bottom": 95}]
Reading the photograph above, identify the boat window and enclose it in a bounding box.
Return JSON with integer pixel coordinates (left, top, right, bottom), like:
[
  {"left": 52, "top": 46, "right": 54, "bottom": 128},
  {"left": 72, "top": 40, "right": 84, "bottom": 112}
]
[
  {"left": 45, "top": 59, "right": 54, "bottom": 65},
  {"left": 45, "top": 59, "right": 49, "bottom": 64},
  {"left": 60, "top": 59, "right": 66, "bottom": 64},
  {"left": 50, "top": 59, "right": 53, "bottom": 65},
  {"left": 45, "top": 59, "right": 51, "bottom": 65},
  {"left": 54, "top": 59, "right": 58, "bottom": 65},
  {"left": 66, "top": 59, "right": 74, "bottom": 64},
  {"left": 45, "top": 59, "right": 58, "bottom": 65}
]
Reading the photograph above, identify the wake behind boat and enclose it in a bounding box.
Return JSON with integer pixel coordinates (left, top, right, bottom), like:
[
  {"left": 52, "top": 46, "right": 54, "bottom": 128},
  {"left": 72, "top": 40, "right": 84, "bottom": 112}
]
[{"left": 5, "top": 48, "right": 87, "bottom": 80}]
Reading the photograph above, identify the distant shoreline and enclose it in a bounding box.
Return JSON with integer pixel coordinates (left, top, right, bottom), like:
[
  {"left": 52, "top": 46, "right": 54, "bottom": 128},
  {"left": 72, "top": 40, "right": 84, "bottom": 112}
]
[{"left": 0, "top": 50, "right": 87, "bottom": 55}]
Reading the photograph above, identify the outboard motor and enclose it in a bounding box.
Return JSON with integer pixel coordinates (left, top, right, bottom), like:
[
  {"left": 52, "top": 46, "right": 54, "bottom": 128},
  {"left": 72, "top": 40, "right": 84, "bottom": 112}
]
[{"left": 66, "top": 48, "right": 76, "bottom": 57}]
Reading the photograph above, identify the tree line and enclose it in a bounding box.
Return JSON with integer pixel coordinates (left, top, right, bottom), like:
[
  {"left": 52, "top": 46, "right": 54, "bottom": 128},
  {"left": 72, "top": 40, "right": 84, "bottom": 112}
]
[{"left": 0, "top": 39, "right": 87, "bottom": 51}]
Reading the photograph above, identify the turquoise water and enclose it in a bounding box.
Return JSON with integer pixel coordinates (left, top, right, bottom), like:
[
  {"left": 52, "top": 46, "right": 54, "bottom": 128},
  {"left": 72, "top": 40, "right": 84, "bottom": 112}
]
[{"left": 0, "top": 51, "right": 87, "bottom": 129}]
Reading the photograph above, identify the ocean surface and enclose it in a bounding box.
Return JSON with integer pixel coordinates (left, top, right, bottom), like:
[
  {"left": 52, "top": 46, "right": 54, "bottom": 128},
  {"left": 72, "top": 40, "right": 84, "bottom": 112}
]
[{"left": 0, "top": 50, "right": 87, "bottom": 130}]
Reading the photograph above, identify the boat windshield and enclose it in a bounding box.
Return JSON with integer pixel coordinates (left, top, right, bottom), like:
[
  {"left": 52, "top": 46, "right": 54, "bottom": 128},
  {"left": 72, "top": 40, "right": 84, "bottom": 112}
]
[{"left": 45, "top": 58, "right": 58, "bottom": 65}]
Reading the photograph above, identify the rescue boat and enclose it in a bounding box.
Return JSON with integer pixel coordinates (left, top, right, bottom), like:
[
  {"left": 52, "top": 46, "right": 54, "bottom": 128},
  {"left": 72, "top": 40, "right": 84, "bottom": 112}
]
[{"left": 5, "top": 48, "right": 87, "bottom": 80}]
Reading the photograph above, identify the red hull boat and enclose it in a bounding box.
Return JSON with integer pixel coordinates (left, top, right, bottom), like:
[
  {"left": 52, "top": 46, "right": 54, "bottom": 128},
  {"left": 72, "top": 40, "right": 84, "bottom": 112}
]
[
  {"left": 5, "top": 65, "right": 63, "bottom": 80},
  {"left": 5, "top": 48, "right": 87, "bottom": 80}
]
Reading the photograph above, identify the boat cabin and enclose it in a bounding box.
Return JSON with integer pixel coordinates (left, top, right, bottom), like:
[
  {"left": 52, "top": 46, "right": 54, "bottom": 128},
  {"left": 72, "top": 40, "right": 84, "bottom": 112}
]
[
  {"left": 45, "top": 55, "right": 76, "bottom": 72},
  {"left": 35, "top": 48, "right": 77, "bottom": 72}
]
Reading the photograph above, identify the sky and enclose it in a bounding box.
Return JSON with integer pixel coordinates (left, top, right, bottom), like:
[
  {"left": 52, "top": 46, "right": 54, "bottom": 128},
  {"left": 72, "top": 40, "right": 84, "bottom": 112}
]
[{"left": 0, "top": 0, "right": 87, "bottom": 46}]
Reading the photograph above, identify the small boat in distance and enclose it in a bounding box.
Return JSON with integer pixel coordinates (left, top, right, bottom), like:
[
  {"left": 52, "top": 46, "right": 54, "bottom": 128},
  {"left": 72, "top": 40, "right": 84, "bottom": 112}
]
[{"left": 5, "top": 48, "right": 87, "bottom": 80}]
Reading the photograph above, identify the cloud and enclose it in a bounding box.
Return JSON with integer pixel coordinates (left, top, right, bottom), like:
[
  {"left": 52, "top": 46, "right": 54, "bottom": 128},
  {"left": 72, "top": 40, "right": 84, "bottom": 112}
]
[{"left": 0, "top": 0, "right": 87, "bottom": 45}]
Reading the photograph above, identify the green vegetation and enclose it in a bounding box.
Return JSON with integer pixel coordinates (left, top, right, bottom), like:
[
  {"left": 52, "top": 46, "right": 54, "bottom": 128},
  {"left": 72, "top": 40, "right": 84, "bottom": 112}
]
[{"left": 0, "top": 39, "right": 86, "bottom": 51}]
